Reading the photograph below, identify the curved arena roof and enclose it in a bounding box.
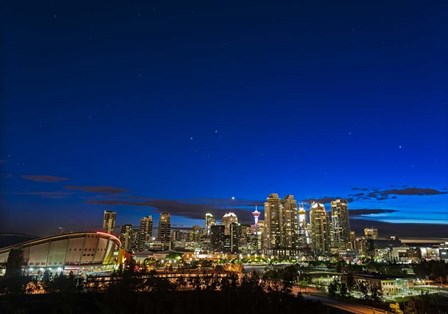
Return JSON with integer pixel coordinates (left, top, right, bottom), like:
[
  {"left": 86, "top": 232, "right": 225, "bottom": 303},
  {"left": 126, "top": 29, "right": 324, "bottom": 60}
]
[{"left": 0, "top": 232, "right": 121, "bottom": 271}]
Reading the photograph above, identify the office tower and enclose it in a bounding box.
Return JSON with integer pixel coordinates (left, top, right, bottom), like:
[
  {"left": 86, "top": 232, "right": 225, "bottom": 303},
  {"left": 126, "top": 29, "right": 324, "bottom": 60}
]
[
  {"left": 349, "top": 231, "right": 356, "bottom": 250},
  {"left": 103, "top": 210, "right": 116, "bottom": 234},
  {"left": 281, "top": 195, "right": 299, "bottom": 248},
  {"left": 205, "top": 213, "right": 216, "bottom": 236},
  {"left": 222, "top": 212, "right": 238, "bottom": 235},
  {"left": 158, "top": 212, "right": 171, "bottom": 250},
  {"left": 138, "top": 215, "right": 153, "bottom": 251},
  {"left": 364, "top": 227, "right": 379, "bottom": 239},
  {"left": 229, "top": 223, "right": 241, "bottom": 253},
  {"left": 191, "top": 225, "right": 202, "bottom": 242},
  {"left": 210, "top": 225, "right": 225, "bottom": 252},
  {"left": 119, "top": 224, "right": 133, "bottom": 251},
  {"left": 331, "top": 199, "right": 351, "bottom": 249},
  {"left": 297, "top": 202, "right": 307, "bottom": 247},
  {"left": 264, "top": 193, "right": 282, "bottom": 250},
  {"left": 309, "top": 202, "right": 330, "bottom": 254}
]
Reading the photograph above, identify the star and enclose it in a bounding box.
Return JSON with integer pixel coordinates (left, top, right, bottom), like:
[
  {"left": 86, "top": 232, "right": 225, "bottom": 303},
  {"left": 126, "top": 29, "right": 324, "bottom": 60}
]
[
  {"left": 231, "top": 196, "right": 235, "bottom": 200},
  {"left": 398, "top": 145, "right": 402, "bottom": 149},
  {"left": 214, "top": 130, "right": 218, "bottom": 133},
  {"left": 190, "top": 136, "right": 194, "bottom": 140}
]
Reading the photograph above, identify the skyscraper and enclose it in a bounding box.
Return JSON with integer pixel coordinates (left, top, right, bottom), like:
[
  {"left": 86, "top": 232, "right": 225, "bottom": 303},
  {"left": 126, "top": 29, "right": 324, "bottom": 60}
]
[
  {"left": 103, "top": 210, "right": 116, "bottom": 234},
  {"left": 297, "top": 202, "right": 308, "bottom": 247},
  {"left": 264, "top": 193, "right": 300, "bottom": 254},
  {"left": 222, "top": 212, "right": 238, "bottom": 235},
  {"left": 210, "top": 225, "right": 225, "bottom": 252},
  {"left": 309, "top": 202, "right": 330, "bottom": 254},
  {"left": 264, "top": 193, "right": 282, "bottom": 250},
  {"left": 281, "top": 195, "right": 299, "bottom": 248},
  {"left": 330, "top": 199, "right": 351, "bottom": 249},
  {"left": 119, "top": 224, "right": 133, "bottom": 251},
  {"left": 158, "top": 212, "right": 171, "bottom": 250},
  {"left": 205, "top": 213, "right": 216, "bottom": 236},
  {"left": 229, "top": 223, "right": 241, "bottom": 253},
  {"left": 138, "top": 215, "right": 153, "bottom": 251}
]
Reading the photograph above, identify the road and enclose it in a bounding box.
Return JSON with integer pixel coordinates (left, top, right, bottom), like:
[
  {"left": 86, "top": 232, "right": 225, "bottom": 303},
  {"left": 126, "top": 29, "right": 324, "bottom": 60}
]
[{"left": 300, "top": 293, "right": 391, "bottom": 314}]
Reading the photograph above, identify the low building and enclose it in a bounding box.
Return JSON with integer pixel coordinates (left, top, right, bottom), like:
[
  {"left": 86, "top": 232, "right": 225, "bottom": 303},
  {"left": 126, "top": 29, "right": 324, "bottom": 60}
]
[
  {"left": 341, "top": 273, "right": 414, "bottom": 296},
  {"left": 0, "top": 231, "right": 120, "bottom": 275}
]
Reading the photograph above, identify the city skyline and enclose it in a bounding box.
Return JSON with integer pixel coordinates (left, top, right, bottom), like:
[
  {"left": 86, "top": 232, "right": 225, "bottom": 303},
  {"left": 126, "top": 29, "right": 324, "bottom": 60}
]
[{"left": 1, "top": 1, "right": 447, "bottom": 237}]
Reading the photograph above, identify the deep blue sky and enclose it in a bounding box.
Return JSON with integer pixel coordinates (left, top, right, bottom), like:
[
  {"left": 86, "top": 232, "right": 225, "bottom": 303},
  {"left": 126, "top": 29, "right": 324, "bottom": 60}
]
[{"left": 1, "top": 1, "right": 447, "bottom": 237}]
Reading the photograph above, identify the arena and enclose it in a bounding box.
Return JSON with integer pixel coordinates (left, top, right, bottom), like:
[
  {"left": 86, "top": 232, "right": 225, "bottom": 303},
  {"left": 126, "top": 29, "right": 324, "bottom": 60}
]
[{"left": 0, "top": 231, "right": 120, "bottom": 275}]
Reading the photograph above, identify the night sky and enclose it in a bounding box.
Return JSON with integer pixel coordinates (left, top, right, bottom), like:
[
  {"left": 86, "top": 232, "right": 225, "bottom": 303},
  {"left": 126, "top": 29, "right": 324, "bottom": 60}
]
[{"left": 1, "top": 1, "right": 447, "bottom": 237}]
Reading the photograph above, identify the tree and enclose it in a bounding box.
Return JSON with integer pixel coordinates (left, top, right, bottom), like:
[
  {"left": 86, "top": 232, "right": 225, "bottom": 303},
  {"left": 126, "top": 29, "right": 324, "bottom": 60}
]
[
  {"left": 328, "top": 278, "right": 340, "bottom": 297},
  {"left": 405, "top": 299, "right": 418, "bottom": 314},
  {"left": 390, "top": 302, "right": 404, "bottom": 314}
]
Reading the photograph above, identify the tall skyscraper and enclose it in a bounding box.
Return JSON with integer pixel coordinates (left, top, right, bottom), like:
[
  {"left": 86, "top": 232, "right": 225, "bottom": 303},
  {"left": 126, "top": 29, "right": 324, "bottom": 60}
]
[
  {"left": 264, "top": 193, "right": 300, "bottom": 254},
  {"left": 281, "top": 195, "right": 299, "bottom": 248},
  {"left": 210, "top": 225, "right": 225, "bottom": 252},
  {"left": 297, "top": 202, "right": 308, "bottom": 247},
  {"left": 222, "top": 212, "right": 238, "bottom": 235},
  {"left": 119, "top": 224, "right": 133, "bottom": 251},
  {"left": 309, "top": 202, "right": 330, "bottom": 254},
  {"left": 229, "top": 223, "right": 241, "bottom": 253},
  {"left": 138, "top": 215, "right": 153, "bottom": 251},
  {"left": 103, "top": 210, "right": 116, "bottom": 234},
  {"left": 158, "top": 212, "right": 171, "bottom": 249},
  {"left": 205, "top": 213, "right": 216, "bottom": 236},
  {"left": 264, "top": 193, "right": 282, "bottom": 250},
  {"left": 330, "top": 199, "right": 351, "bottom": 249}
]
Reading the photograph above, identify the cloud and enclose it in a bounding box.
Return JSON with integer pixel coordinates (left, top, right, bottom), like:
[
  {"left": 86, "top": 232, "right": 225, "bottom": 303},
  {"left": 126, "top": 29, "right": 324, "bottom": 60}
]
[
  {"left": 349, "top": 208, "right": 397, "bottom": 216},
  {"left": 87, "top": 197, "right": 260, "bottom": 223},
  {"left": 64, "top": 185, "right": 127, "bottom": 194},
  {"left": 361, "top": 187, "right": 447, "bottom": 201},
  {"left": 22, "top": 175, "right": 69, "bottom": 183},
  {"left": 15, "top": 191, "right": 72, "bottom": 199},
  {"left": 351, "top": 187, "right": 369, "bottom": 191}
]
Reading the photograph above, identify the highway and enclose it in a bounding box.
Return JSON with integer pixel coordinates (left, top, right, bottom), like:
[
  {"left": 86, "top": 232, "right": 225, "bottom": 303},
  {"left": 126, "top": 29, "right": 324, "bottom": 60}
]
[{"left": 300, "top": 293, "right": 391, "bottom": 314}]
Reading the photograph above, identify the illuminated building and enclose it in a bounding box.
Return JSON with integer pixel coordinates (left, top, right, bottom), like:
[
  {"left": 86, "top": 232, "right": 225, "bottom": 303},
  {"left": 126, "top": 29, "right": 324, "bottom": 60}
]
[
  {"left": 138, "top": 216, "right": 153, "bottom": 251},
  {"left": 309, "top": 202, "right": 330, "bottom": 254},
  {"left": 158, "top": 212, "right": 171, "bottom": 250},
  {"left": 281, "top": 195, "right": 299, "bottom": 248},
  {"left": 264, "top": 193, "right": 300, "bottom": 255},
  {"left": 264, "top": 193, "right": 282, "bottom": 250},
  {"left": 297, "top": 202, "right": 308, "bottom": 247},
  {"left": 364, "top": 227, "right": 379, "bottom": 239},
  {"left": 252, "top": 207, "right": 261, "bottom": 252},
  {"left": 205, "top": 213, "right": 216, "bottom": 236},
  {"left": 103, "top": 210, "right": 116, "bottom": 234},
  {"left": 210, "top": 225, "right": 225, "bottom": 252},
  {"left": 330, "top": 199, "right": 351, "bottom": 249},
  {"left": 349, "top": 231, "right": 356, "bottom": 250},
  {"left": 229, "top": 223, "right": 241, "bottom": 253},
  {"left": 0, "top": 232, "right": 120, "bottom": 274},
  {"left": 191, "top": 225, "right": 202, "bottom": 242},
  {"left": 222, "top": 212, "right": 238, "bottom": 235},
  {"left": 119, "top": 224, "right": 133, "bottom": 251}
]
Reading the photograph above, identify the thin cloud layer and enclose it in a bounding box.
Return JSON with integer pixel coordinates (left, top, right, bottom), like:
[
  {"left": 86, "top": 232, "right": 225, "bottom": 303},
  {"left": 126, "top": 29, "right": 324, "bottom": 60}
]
[
  {"left": 15, "top": 191, "right": 72, "bottom": 199},
  {"left": 22, "top": 175, "right": 69, "bottom": 183},
  {"left": 350, "top": 187, "right": 447, "bottom": 201},
  {"left": 349, "top": 208, "right": 397, "bottom": 216},
  {"left": 65, "top": 185, "right": 128, "bottom": 194}
]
